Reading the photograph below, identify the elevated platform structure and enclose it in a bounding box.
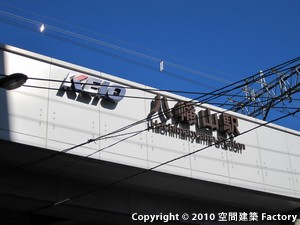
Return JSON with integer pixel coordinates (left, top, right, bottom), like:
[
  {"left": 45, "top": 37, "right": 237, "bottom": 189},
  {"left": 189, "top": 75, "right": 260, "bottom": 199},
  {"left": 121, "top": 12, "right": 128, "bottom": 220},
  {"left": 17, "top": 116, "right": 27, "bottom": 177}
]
[{"left": 0, "top": 44, "right": 300, "bottom": 224}]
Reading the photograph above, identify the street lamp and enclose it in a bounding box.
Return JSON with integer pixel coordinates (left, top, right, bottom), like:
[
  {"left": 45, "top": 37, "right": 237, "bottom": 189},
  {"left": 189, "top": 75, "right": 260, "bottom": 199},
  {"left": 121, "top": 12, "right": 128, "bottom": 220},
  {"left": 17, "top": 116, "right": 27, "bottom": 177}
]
[{"left": 0, "top": 73, "right": 28, "bottom": 90}]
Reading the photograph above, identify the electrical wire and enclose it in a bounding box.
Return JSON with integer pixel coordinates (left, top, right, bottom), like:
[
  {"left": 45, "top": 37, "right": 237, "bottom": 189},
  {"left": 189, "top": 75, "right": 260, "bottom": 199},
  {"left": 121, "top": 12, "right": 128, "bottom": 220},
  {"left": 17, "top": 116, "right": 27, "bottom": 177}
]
[
  {"left": 0, "top": 85, "right": 238, "bottom": 179},
  {"left": 0, "top": 8, "right": 234, "bottom": 85},
  {"left": 0, "top": 12, "right": 220, "bottom": 90},
  {"left": 0, "top": 6, "right": 299, "bottom": 222},
  {"left": 165, "top": 61, "right": 233, "bottom": 84},
  {"left": 1, "top": 9, "right": 299, "bottom": 104},
  {"left": 0, "top": 7, "right": 299, "bottom": 99},
  {"left": 0, "top": 73, "right": 221, "bottom": 96},
  {"left": 4, "top": 92, "right": 299, "bottom": 193},
  {"left": 1, "top": 64, "right": 299, "bottom": 196},
  {"left": 0, "top": 127, "right": 146, "bottom": 178},
  {"left": 2, "top": 70, "right": 298, "bottom": 107},
  {"left": 2, "top": 72, "right": 298, "bottom": 101},
  {"left": 1, "top": 109, "right": 298, "bottom": 224},
  {"left": 3, "top": 87, "right": 299, "bottom": 195},
  {"left": 0, "top": 17, "right": 213, "bottom": 90},
  {"left": 0, "top": 2, "right": 238, "bottom": 84},
  {"left": 0, "top": 55, "right": 299, "bottom": 224},
  {"left": 1, "top": 55, "right": 298, "bottom": 180},
  {"left": 228, "top": 64, "right": 300, "bottom": 117},
  {"left": 20, "top": 84, "right": 246, "bottom": 101},
  {"left": 5, "top": 128, "right": 148, "bottom": 194},
  {"left": 0, "top": 4, "right": 299, "bottom": 188},
  {"left": 0, "top": 72, "right": 247, "bottom": 180},
  {"left": 21, "top": 84, "right": 300, "bottom": 115}
]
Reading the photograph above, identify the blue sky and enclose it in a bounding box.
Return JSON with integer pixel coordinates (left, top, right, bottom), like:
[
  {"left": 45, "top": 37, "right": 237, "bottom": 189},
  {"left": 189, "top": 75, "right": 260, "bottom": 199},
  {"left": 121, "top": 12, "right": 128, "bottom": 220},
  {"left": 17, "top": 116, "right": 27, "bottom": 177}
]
[{"left": 0, "top": 0, "right": 299, "bottom": 130}]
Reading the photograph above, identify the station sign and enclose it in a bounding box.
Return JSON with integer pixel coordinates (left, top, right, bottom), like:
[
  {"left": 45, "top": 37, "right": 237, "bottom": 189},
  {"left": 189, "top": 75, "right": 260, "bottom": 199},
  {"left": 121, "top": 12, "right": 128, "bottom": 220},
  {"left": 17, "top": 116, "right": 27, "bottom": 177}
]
[
  {"left": 61, "top": 72, "right": 126, "bottom": 103},
  {"left": 147, "top": 95, "right": 246, "bottom": 154}
]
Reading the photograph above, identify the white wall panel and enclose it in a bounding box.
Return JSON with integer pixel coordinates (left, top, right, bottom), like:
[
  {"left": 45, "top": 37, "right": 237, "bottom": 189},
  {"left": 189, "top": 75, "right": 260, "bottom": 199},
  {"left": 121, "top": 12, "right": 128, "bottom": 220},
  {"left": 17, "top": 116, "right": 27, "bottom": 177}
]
[
  {"left": 2, "top": 51, "right": 50, "bottom": 147},
  {"left": 285, "top": 132, "right": 300, "bottom": 156},
  {"left": 144, "top": 91, "right": 192, "bottom": 177},
  {"left": 149, "top": 163, "right": 192, "bottom": 178},
  {"left": 0, "top": 130, "right": 47, "bottom": 148},
  {"left": 257, "top": 125, "right": 290, "bottom": 153},
  {"left": 264, "top": 185, "right": 296, "bottom": 198},
  {"left": 46, "top": 140, "right": 100, "bottom": 160},
  {"left": 285, "top": 133, "right": 300, "bottom": 191},
  {"left": 258, "top": 126, "right": 294, "bottom": 190},
  {"left": 46, "top": 65, "right": 101, "bottom": 158},
  {"left": 191, "top": 170, "right": 230, "bottom": 185},
  {"left": 1, "top": 46, "right": 300, "bottom": 200},
  {"left": 230, "top": 179, "right": 265, "bottom": 192},
  {"left": 191, "top": 145, "right": 229, "bottom": 181},
  {"left": 147, "top": 133, "right": 192, "bottom": 177},
  {"left": 261, "top": 154, "right": 294, "bottom": 191},
  {"left": 228, "top": 120, "right": 264, "bottom": 186},
  {"left": 189, "top": 108, "right": 230, "bottom": 183},
  {"left": 290, "top": 155, "right": 300, "bottom": 191},
  {"left": 99, "top": 87, "right": 148, "bottom": 169}
]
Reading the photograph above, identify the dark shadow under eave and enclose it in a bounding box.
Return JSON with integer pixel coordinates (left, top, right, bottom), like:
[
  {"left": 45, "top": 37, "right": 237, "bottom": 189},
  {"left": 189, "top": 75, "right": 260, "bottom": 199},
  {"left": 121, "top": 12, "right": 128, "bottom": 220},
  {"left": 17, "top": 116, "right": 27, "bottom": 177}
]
[{"left": 0, "top": 46, "right": 11, "bottom": 141}]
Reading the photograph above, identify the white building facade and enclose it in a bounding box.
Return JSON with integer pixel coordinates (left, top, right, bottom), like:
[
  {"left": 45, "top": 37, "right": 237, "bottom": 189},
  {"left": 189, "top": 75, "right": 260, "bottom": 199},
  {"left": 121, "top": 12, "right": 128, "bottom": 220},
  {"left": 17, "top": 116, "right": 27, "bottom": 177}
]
[{"left": 0, "top": 44, "right": 300, "bottom": 225}]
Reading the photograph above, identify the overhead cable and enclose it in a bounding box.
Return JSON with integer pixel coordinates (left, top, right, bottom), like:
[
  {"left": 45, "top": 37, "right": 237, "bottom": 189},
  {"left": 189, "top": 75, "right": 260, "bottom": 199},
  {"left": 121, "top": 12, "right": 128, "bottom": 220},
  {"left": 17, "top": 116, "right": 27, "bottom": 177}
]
[
  {"left": 0, "top": 56, "right": 298, "bottom": 180},
  {"left": 0, "top": 11, "right": 226, "bottom": 88},
  {"left": 2, "top": 109, "right": 298, "bottom": 224}
]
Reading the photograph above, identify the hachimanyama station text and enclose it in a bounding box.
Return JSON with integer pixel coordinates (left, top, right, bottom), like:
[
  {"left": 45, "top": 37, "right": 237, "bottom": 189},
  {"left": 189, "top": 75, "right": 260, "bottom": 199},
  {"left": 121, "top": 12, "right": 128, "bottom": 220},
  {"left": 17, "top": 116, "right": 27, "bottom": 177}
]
[{"left": 147, "top": 95, "right": 246, "bottom": 154}]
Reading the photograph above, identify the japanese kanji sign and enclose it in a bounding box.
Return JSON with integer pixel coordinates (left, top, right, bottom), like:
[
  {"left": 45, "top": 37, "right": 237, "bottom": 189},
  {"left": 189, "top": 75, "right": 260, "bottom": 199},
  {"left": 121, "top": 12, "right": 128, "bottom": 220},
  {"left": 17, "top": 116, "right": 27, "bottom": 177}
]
[{"left": 147, "top": 94, "right": 245, "bottom": 153}]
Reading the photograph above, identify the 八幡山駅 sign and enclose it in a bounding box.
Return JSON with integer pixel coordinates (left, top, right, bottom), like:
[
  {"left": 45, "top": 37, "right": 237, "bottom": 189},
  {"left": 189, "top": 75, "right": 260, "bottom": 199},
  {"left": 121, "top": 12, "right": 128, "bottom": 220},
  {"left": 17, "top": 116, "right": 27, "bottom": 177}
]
[{"left": 147, "top": 95, "right": 246, "bottom": 154}]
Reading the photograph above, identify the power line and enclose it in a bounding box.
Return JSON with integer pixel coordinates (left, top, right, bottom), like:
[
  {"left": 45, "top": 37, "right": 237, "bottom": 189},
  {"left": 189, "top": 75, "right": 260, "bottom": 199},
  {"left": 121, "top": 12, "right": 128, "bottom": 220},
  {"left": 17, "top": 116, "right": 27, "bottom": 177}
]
[
  {"left": 5, "top": 128, "right": 147, "bottom": 195},
  {"left": 6, "top": 73, "right": 297, "bottom": 101},
  {"left": 1, "top": 62, "right": 299, "bottom": 193},
  {"left": 0, "top": 8, "right": 234, "bottom": 84},
  {"left": 21, "top": 85, "right": 300, "bottom": 116},
  {"left": 0, "top": 5, "right": 299, "bottom": 222},
  {"left": 227, "top": 63, "right": 300, "bottom": 120},
  {"left": 3, "top": 71, "right": 299, "bottom": 105},
  {"left": 1, "top": 55, "right": 298, "bottom": 180},
  {"left": 165, "top": 61, "right": 232, "bottom": 84},
  {"left": 1, "top": 6, "right": 298, "bottom": 186},
  {"left": 20, "top": 84, "right": 245, "bottom": 100},
  {"left": 2, "top": 109, "right": 298, "bottom": 224},
  {"left": 0, "top": 10, "right": 228, "bottom": 88},
  {"left": 0, "top": 9, "right": 160, "bottom": 62},
  {"left": 4, "top": 89, "right": 299, "bottom": 195},
  {"left": 0, "top": 16, "right": 211, "bottom": 90},
  {"left": 0, "top": 70, "right": 247, "bottom": 180},
  {"left": 0, "top": 2, "right": 237, "bottom": 83},
  {"left": 1, "top": 9, "right": 299, "bottom": 102},
  {"left": 0, "top": 56, "right": 299, "bottom": 224},
  {"left": 1, "top": 7, "right": 299, "bottom": 104},
  {"left": 0, "top": 89, "right": 228, "bottom": 178}
]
